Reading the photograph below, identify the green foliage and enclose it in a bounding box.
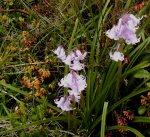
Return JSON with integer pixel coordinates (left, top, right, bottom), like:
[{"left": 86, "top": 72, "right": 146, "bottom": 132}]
[
  {"left": 100, "top": 102, "right": 108, "bottom": 137},
  {"left": 107, "top": 126, "right": 145, "bottom": 137},
  {"left": 0, "top": 0, "right": 150, "bottom": 136},
  {"left": 138, "top": 106, "right": 147, "bottom": 115},
  {"left": 134, "top": 69, "right": 150, "bottom": 79}
]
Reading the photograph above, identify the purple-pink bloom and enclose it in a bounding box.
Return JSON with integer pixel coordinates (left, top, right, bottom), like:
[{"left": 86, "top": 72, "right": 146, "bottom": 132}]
[
  {"left": 121, "top": 14, "right": 140, "bottom": 27},
  {"left": 58, "top": 72, "right": 73, "bottom": 88},
  {"left": 58, "top": 71, "right": 87, "bottom": 92},
  {"left": 117, "top": 24, "right": 140, "bottom": 44},
  {"left": 109, "top": 51, "right": 124, "bottom": 62},
  {"left": 64, "top": 50, "right": 87, "bottom": 71},
  {"left": 53, "top": 46, "right": 66, "bottom": 62},
  {"left": 106, "top": 14, "right": 141, "bottom": 45},
  {"left": 68, "top": 89, "right": 81, "bottom": 102},
  {"left": 64, "top": 54, "right": 73, "bottom": 66},
  {"left": 54, "top": 46, "right": 87, "bottom": 71},
  {"left": 54, "top": 96, "right": 74, "bottom": 111},
  {"left": 53, "top": 46, "right": 87, "bottom": 111},
  {"left": 55, "top": 70, "right": 87, "bottom": 110},
  {"left": 70, "top": 60, "right": 85, "bottom": 71},
  {"left": 74, "top": 50, "right": 87, "bottom": 61}
]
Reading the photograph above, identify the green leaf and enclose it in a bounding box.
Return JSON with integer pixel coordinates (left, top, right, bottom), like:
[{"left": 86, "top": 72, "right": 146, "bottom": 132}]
[
  {"left": 124, "top": 0, "right": 132, "bottom": 9},
  {"left": 100, "top": 102, "right": 109, "bottom": 137},
  {"left": 9, "top": 1, "right": 13, "bottom": 6},
  {"left": 0, "top": 117, "right": 67, "bottom": 135},
  {"left": 133, "top": 116, "right": 150, "bottom": 123},
  {"left": 126, "top": 37, "right": 150, "bottom": 71},
  {"left": 18, "top": 17, "right": 24, "bottom": 22},
  {"left": 146, "top": 82, "right": 150, "bottom": 87},
  {"left": 138, "top": 106, "right": 147, "bottom": 115},
  {"left": 90, "top": 88, "right": 150, "bottom": 131},
  {"left": 107, "top": 126, "right": 145, "bottom": 137},
  {"left": 0, "top": 80, "right": 28, "bottom": 96},
  {"left": 25, "top": 0, "right": 34, "bottom": 3},
  {"left": 134, "top": 69, "right": 150, "bottom": 78},
  {"left": 123, "top": 61, "right": 150, "bottom": 77}
]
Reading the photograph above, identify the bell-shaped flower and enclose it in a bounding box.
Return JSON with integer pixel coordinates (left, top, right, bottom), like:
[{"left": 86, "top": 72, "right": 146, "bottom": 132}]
[
  {"left": 64, "top": 52, "right": 74, "bottom": 66},
  {"left": 53, "top": 46, "right": 66, "bottom": 62},
  {"left": 58, "top": 73, "right": 73, "bottom": 88},
  {"left": 54, "top": 46, "right": 87, "bottom": 71},
  {"left": 106, "top": 14, "right": 141, "bottom": 45},
  {"left": 53, "top": 46, "right": 87, "bottom": 111},
  {"left": 73, "top": 72, "right": 87, "bottom": 92},
  {"left": 118, "top": 24, "right": 140, "bottom": 44},
  {"left": 109, "top": 51, "right": 124, "bottom": 62},
  {"left": 121, "top": 13, "right": 141, "bottom": 27},
  {"left": 68, "top": 89, "right": 81, "bottom": 102},
  {"left": 106, "top": 25, "right": 119, "bottom": 40},
  {"left": 70, "top": 60, "right": 85, "bottom": 71},
  {"left": 64, "top": 50, "right": 87, "bottom": 71},
  {"left": 74, "top": 50, "right": 87, "bottom": 61},
  {"left": 54, "top": 96, "right": 74, "bottom": 111},
  {"left": 58, "top": 71, "right": 87, "bottom": 92}
]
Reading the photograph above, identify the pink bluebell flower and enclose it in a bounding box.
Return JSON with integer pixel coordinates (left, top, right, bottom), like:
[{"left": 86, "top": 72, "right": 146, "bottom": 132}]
[
  {"left": 64, "top": 50, "right": 87, "bottom": 71},
  {"left": 53, "top": 46, "right": 87, "bottom": 111},
  {"left": 58, "top": 72, "right": 73, "bottom": 88},
  {"left": 74, "top": 50, "right": 87, "bottom": 61},
  {"left": 68, "top": 89, "right": 81, "bottom": 102},
  {"left": 58, "top": 71, "right": 87, "bottom": 92},
  {"left": 109, "top": 51, "right": 124, "bottom": 62},
  {"left": 70, "top": 60, "right": 85, "bottom": 71},
  {"left": 106, "top": 14, "right": 141, "bottom": 45},
  {"left": 54, "top": 46, "right": 87, "bottom": 71},
  {"left": 53, "top": 45, "right": 66, "bottom": 62},
  {"left": 64, "top": 53, "right": 73, "bottom": 66},
  {"left": 121, "top": 14, "right": 140, "bottom": 28},
  {"left": 58, "top": 70, "right": 87, "bottom": 104},
  {"left": 54, "top": 96, "right": 74, "bottom": 111}
]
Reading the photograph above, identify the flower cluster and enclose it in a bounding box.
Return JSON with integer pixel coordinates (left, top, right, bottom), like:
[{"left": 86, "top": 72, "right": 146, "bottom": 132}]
[
  {"left": 106, "top": 14, "right": 141, "bottom": 62},
  {"left": 54, "top": 46, "right": 87, "bottom": 71},
  {"left": 53, "top": 46, "right": 87, "bottom": 111}
]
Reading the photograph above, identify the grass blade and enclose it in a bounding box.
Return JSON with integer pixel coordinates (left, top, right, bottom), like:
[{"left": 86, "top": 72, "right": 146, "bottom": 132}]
[
  {"left": 107, "top": 126, "right": 145, "bottom": 137},
  {"left": 133, "top": 116, "right": 150, "bottom": 123},
  {"left": 100, "top": 102, "right": 109, "bottom": 137},
  {"left": 0, "top": 80, "right": 28, "bottom": 96}
]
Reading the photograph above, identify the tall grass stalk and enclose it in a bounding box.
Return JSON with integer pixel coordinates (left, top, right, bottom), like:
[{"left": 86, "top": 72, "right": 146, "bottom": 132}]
[{"left": 100, "top": 102, "right": 108, "bottom": 137}]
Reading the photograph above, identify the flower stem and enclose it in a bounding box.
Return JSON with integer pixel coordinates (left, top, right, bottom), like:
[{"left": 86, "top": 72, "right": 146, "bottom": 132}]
[
  {"left": 73, "top": 110, "right": 77, "bottom": 132},
  {"left": 68, "top": 111, "right": 70, "bottom": 130},
  {"left": 65, "top": 18, "right": 79, "bottom": 74},
  {"left": 115, "top": 43, "right": 124, "bottom": 101},
  {"left": 115, "top": 61, "right": 122, "bottom": 101}
]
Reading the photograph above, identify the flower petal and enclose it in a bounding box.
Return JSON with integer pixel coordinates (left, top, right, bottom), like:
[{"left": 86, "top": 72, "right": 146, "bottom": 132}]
[
  {"left": 53, "top": 46, "right": 66, "bottom": 61},
  {"left": 54, "top": 96, "right": 74, "bottom": 111},
  {"left": 109, "top": 51, "right": 124, "bottom": 62}
]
